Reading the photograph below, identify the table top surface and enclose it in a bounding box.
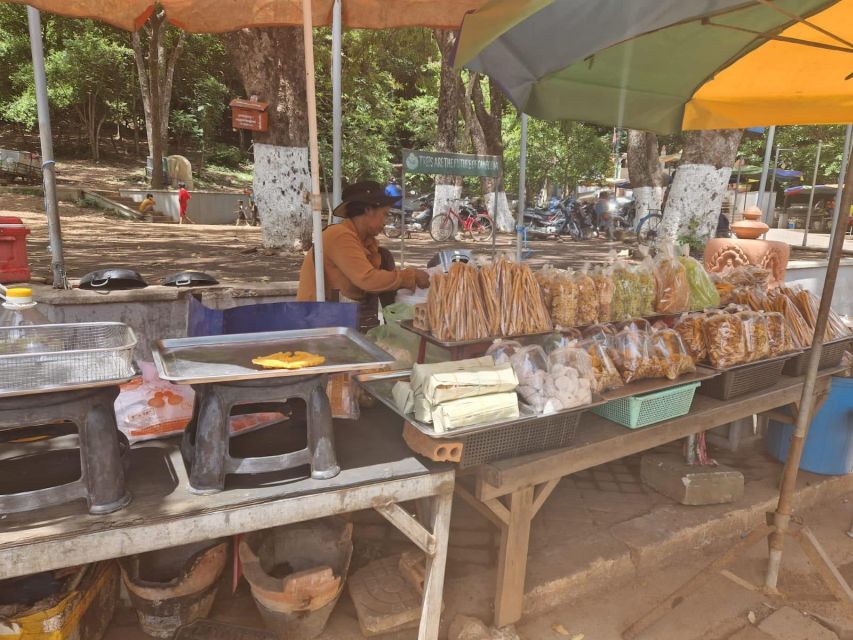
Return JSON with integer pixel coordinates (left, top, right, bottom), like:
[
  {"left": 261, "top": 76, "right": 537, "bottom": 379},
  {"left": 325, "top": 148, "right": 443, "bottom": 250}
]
[{"left": 0, "top": 406, "right": 451, "bottom": 575}]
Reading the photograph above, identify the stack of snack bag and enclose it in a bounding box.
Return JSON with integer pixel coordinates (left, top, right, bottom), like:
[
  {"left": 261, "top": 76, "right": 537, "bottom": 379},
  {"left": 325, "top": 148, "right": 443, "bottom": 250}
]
[
  {"left": 393, "top": 355, "right": 520, "bottom": 433},
  {"left": 535, "top": 266, "right": 578, "bottom": 328},
  {"left": 781, "top": 285, "right": 850, "bottom": 342},
  {"left": 574, "top": 266, "right": 600, "bottom": 326},
  {"left": 703, "top": 308, "right": 747, "bottom": 368},
  {"left": 540, "top": 333, "right": 623, "bottom": 393},
  {"left": 605, "top": 322, "right": 695, "bottom": 384}
]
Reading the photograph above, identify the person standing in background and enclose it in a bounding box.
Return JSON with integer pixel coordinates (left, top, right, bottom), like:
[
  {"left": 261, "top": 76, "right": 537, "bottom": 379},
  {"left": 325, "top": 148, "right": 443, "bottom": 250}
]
[
  {"left": 384, "top": 177, "right": 403, "bottom": 209},
  {"left": 178, "top": 182, "right": 194, "bottom": 224}
]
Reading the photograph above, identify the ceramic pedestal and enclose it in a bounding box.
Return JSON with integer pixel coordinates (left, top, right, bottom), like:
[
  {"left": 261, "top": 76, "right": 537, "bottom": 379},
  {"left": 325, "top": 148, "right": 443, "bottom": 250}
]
[{"left": 704, "top": 238, "right": 790, "bottom": 287}]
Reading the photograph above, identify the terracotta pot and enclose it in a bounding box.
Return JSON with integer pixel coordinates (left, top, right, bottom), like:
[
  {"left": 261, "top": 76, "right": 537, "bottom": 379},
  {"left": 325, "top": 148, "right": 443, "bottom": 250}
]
[{"left": 732, "top": 205, "right": 769, "bottom": 239}]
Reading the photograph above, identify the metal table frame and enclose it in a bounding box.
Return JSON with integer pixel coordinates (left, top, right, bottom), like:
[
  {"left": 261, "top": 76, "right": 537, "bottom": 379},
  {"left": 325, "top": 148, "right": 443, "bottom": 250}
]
[
  {"left": 454, "top": 372, "right": 837, "bottom": 628},
  {"left": 0, "top": 439, "right": 455, "bottom": 640}
]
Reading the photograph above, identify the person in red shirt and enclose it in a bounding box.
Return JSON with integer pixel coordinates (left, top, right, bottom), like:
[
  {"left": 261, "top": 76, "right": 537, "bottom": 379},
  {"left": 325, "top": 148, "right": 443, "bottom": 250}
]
[{"left": 177, "top": 182, "right": 194, "bottom": 224}]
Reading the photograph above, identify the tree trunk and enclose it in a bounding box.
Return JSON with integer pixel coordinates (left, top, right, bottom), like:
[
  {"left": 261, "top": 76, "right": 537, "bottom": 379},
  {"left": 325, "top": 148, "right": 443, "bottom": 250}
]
[
  {"left": 223, "top": 27, "right": 311, "bottom": 249},
  {"left": 432, "top": 29, "right": 464, "bottom": 217},
  {"left": 661, "top": 129, "right": 743, "bottom": 245},
  {"left": 464, "top": 76, "right": 511, "bottom": 232},
  {"left": 627, "top": 130, "right": 666, "bottom": 217},
  {"left": 132, "top": 11, "right": 185, "bottom": 189}
]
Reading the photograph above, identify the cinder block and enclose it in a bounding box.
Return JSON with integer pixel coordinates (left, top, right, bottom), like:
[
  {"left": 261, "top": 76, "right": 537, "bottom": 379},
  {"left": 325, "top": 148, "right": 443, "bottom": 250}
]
[
  {"left": 640, "top": 452, "right": 744, "bottom": 505},
  {"left": 403, "top": 423, "right": 462, "bottom": 463}
]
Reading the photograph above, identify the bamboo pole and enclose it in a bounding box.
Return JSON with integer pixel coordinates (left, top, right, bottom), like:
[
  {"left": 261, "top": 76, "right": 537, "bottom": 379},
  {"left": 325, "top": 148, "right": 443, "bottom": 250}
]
[
  {"left": 765, "top": 123, "right": 853, "bottom": 589},
  {"left": 302, "top": 0, "right": 325, "bottom": 302}
]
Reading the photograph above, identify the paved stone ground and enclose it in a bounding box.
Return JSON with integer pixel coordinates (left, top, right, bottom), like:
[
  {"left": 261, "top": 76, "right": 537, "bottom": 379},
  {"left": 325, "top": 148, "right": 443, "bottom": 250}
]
[{"left": 104, "top": 438, "right": 853, "bottom": 640}]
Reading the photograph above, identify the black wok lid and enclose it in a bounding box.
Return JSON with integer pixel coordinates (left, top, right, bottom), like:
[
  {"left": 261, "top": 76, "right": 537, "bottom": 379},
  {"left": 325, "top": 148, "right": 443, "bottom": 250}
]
[
  {"left": 78, "top": 268, "right": 148, "bottom": 290},
  {"left": 161, "top": 271, "right": 219, "bottom": 287}
]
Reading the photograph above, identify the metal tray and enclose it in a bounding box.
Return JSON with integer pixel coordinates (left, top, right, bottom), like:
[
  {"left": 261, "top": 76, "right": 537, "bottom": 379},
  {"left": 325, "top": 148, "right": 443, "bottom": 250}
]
[
  {"left": 355, "top": 370, "right": 605, "bottom": 439},
  {"left": 399, "top": 319, "right": 552, "bottom": 349},
  {"left": 152, "top": 327, "right": 395, "bottom": 384},
  {"left": 0, "top": 322, "right": 138, "bottom": 398}
]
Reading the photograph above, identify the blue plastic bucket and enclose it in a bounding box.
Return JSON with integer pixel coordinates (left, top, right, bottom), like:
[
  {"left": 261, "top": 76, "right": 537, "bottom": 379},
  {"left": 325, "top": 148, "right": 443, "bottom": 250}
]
[{"left": 767, "top": 377, "right": 853, "bottom": 475}]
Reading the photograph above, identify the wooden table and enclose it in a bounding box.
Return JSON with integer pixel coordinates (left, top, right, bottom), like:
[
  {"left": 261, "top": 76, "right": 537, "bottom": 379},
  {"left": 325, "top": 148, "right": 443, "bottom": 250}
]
[
  {"left": 0, "top": 410, "right": 455, "bottom": 640},
  {"left": 455, "top": 373, "right": 836, "bottom": 628}
]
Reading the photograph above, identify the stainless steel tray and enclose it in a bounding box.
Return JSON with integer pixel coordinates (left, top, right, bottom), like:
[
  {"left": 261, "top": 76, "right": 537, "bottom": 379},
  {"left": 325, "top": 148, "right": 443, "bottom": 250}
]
[
  {"left": 399, "top": 320, "right": 552, "bottom": 349},
  {"left": 152, "top": 327, "right": 395, "bottom": 384},
  {"left": 0, "top": 322, "right": 138, "bottom": 398},
  {"left": 355, "top": 370, "right": 605, "bottom": 439}
]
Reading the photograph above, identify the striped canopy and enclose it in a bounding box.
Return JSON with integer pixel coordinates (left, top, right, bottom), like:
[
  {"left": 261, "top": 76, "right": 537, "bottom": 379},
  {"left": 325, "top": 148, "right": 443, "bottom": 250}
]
[
  {"left": 454, "top": 0, "right": 853, "bottom": 133},
  {"left": 10, "top": 0, "right": 486, "bottom": 31}
]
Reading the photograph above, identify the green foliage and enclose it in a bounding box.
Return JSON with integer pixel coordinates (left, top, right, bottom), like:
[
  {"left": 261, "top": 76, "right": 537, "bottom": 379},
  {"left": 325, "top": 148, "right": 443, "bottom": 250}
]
[
  {"left": 503, "top": 115, "right": 611, "bottom": 202},
  {"left": 738, "top": 125, "right": 848, "bottom": 185},
  {"left": 206, "top": 143, "right": 244, "bottom": 168}
]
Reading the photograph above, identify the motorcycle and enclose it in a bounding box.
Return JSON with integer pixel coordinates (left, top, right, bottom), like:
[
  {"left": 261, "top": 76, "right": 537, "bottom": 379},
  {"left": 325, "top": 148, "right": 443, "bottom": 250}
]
[
  {"left": 384, "top": 193, "right": 433, "bottom": 239},
  {"left": 523, "top": 196, "right": 593, "bottom": 241}
]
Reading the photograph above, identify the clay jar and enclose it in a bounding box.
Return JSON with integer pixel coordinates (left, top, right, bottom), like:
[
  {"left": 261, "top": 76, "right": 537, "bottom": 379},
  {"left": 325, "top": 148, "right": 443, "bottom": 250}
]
[{"left": 731, "top": 205, "right": 770, "bottom": 240}]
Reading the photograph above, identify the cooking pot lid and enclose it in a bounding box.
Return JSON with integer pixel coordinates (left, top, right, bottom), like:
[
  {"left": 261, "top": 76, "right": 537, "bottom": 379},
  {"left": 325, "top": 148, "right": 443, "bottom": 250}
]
[
  {"left": 79, "top": 268, "right": 148, "bottom": 290},
  {"left": 161, "top": 271, "right": 219, "bottom": 287}
]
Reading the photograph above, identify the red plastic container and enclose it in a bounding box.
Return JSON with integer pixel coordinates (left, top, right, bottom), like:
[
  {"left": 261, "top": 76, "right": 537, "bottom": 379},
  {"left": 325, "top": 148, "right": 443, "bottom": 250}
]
[{"left": 0, "top": 216, "right": 31, "bottom": 283}]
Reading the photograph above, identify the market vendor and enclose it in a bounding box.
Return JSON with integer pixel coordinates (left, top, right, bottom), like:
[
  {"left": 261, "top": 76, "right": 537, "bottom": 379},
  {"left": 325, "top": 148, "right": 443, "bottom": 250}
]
[{"left": 297, "top": 181, "right": 430, "bottom": 329}]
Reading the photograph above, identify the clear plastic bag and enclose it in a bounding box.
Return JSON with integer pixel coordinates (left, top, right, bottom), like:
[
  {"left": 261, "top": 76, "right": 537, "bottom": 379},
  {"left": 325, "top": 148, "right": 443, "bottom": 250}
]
[
  {"left": 703, "top": 311, "right": 746, "bottom": 368},
  {"left": 574, "top": 266, "right": 599, "bottom": 326},
  {"left": 578, "top": 339, "right": 623, "bottom": 392},
  {"left": 649, "top": 329, "right": 696, "bottom": 380},
  {"left": 486, "top": 339, "right": 524, "bottom": 365},
  {"left": 636, "top": 259, "right": 657, "bottom": 317},
  {"left": 673, "top": 313, "right": 707, "bottom": 362},
  {"left": 766, "top": 311, "right": 794, "bottom": 357},
  {"left": 607, "top": 328, "right": 651, "bottom": 384},
  {"left": 784, "top": 285, "right": 850, "bottom": 341},
  {"left": 611, "top": 260, "right": 639, "bottom": 321},
  {"left": 615, "top": 318, "right": 652, "bottom": 334},
  {"left": 767, "top": 288, "right": 811, "bottom": 347},
  {"left": 592, "top": 265, "right": 615, "bottom": 322},
  {"left": 551, "top": 270, "right": 578, "bottom": 328},
  {"left": 541, "top": 332, "right": 575, "bottom": 354},
  {"left": 509, "top": 345, "right": 550, "bottom": 413},
  {"left": 582, "top": 323, "right": 616, "bottom": 345},
  {"left": 738, "top": 310, "right": 770, "bottom": 363},
  {"left": 653, "top": 244, "right": 690, "bottom": 314},
  {"left": 543, "top": 346, "right": 594, "bottom": 412},
  {"left": 679, "top": 255, "right": 720, "bottom": 311}
]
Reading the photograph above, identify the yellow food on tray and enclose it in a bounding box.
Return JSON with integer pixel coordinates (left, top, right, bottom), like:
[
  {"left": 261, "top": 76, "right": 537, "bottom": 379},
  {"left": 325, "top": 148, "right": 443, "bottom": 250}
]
[{"left": 251, "top": 351, "right": 326, "bottom": 369}]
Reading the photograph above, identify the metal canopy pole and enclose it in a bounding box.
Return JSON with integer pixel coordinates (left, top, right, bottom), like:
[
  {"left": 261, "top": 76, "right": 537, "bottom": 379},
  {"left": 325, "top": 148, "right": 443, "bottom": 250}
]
[
  {"left": 802, "top": 140, "right": 823, "bottom": 247},
  {"left": 765, "top": 124, "right": 853, "bottom": 590},
  {"left": 331, "top": 0, "right": 343, "bottom": 220},
  {"left": 829, "top": 124, "right": 852, "bottom": 246},
  {"left": 757, "top": 125, "right": 776, "bottom": 215},
  {"left": 517, "top": 113, "right": 528, "bottom": 262},
  {"left": 302, "top": 0, "right": 325, "bottom": 302},
  {"left": 767, "top": 145, "right": 781, "bottom": 226},
  {"left": 26, "top": 7, "right": 66, "bottom": 289}
]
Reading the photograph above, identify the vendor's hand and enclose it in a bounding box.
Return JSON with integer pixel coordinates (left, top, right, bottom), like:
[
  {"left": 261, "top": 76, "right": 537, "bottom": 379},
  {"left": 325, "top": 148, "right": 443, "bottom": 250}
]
[{"left": 415, "top": 270, "right": 431, "bottom": 289}]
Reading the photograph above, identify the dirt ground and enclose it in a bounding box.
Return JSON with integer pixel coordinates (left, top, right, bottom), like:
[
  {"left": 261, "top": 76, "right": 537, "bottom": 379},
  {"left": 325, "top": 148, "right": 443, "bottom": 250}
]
[{"left": 2, "top": 193, "right": 629, "bottom": 285}]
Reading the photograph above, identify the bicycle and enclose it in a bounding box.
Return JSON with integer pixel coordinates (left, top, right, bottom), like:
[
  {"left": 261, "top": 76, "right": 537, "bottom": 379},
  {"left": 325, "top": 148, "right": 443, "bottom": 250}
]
[
  {"left": 635, "top": 207, "right": 663, "bottom": 245},
  {"left": 429, "top": 203, "right": 494, "bottom": 242}
]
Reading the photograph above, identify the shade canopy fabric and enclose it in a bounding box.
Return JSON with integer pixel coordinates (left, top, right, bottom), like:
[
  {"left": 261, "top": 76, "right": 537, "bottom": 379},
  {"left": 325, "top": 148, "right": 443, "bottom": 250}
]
[
  {"left": 10, "top": 0, "right": 487, "bottom": 31},
  {"left": 454, "top": 0, "right": 853, "bottom": 133}
]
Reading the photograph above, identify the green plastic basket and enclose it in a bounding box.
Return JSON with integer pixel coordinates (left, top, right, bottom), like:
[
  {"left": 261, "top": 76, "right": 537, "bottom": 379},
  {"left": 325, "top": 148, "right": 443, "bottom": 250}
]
[{"left": 592, "top": 381, "right": 701, "bottom": 429}]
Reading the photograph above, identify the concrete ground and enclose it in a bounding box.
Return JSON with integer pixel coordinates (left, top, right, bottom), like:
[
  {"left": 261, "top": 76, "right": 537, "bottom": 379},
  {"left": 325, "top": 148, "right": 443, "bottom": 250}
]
[
  {"left": 104, "top": 438, "right": 853, "bottom": 640},
  {"left": 767, "top": 228, "right": 853, "bottom": 253}
]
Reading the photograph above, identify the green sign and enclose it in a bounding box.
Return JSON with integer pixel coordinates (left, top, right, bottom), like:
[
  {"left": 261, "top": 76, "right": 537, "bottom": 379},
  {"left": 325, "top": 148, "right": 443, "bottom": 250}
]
[{"left": 402, "top": 149, "right": 501, "bottom": 178}]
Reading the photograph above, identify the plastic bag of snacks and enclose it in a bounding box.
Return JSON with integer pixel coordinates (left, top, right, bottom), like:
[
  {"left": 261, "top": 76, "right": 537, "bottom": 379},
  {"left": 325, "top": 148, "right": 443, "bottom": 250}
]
[
  {"left": 767, "top": 289, "right": 811, "bottom": 347},
  {"left": 577, "top": 338, "right": 623, "bottom": 392},
  {"left": 542, "top": 346, "right": 594, "bottom": 413},
  {"left": 679, "top": 253, "right": 720, "bottom": 311},
  {"left": 765, "top": 311, "right": 795, "bottom": 357},
  {"left": 703, "top": 311, "right": 746, "bottom": 368},
  {"left": 649, "top": 328, "right": 696, "bottom": 380},
  {"left": 673, "top": 313, "right": 707, "bottom": 362},
  {"left": 551, "top": 270, "right": 579, "bottom": 328},
  {"left": 737, "top": 311, "right": 770, "bottom": 363},
  {"left": 783, "top": 285, "right": 850, "bottom": 341},
  {"left": 607, "top": 328, "right": 652, "bottom": 384},
  {"left": 541, "top": 332, "right": 575, "bottom": 354},
  {"left": 582, "top": 323, "right": 617, "bottom": 345},
  {"left": 636, "top": 259, "right": 657, "bottom": 316},
  {"left": 653, "top": 244, "right": 690, "bottom": 314},
  {"left": 486, "top": 339, "right": 524, "bottom": 365},
  {"left": 534, "top": 265, "right": 558, "bottom": 311},
  {"left": 574, "top": 266, "right": 599, "bottom": 326},
  {"left": 509, "top": 345, "right": 549, "bottom": 413},
  {"left": 591, "top": 264, "right": 615, "bottom": 322},
  {"left": 611, "top": 260, "right": 639, "bottom": 321}
]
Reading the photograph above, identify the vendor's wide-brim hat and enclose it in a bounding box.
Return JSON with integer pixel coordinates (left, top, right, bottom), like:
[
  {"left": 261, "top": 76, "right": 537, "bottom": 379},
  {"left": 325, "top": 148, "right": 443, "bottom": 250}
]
[{"left": 333, "top": 181, "right": 397, "bottom": 218}]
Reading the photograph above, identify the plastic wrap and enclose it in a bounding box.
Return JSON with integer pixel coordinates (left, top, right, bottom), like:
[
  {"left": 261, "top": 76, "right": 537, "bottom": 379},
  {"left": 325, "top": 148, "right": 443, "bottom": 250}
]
[
  {"left": 574, "top": 267, "right": 599, "bottom": 326},
  {"left": 502, "top": 260, "right": 553, "bottom": 336},
  {"left": 486, "top": 339, "right": 524, "bottom": 365},
  {"left": 607, "top": 328, "right": 652, "bottom": 384},
  {"left": 582, "top": 323, "right": 617, "bottom": 345},
  {"left": 649, "top": 329, "right": 696, "bottom": 380},
  {"left": 766, "top": 311, "right": 795, "bottom": 357},
  {"left": 592, "top": 266, "right": 615, "bottom": 322},
  {"left": 551, "top": 270, "right": 579, "bottom": 328},
  {"left": 578, "top": 339, "right": 623, "bottom": 392},
  {"left": 784, "top": 285, "right": 851, "bottom": 341},
  {"left": 738, "top": 310, "right": 770, "bottom": 363},
  {"left": 615, "top": 318, "right": 652, "bottom": 334},
  {"left": 636, "top": 259, "right": 657, "bottom": 317},
  {"left": 673, "top": 313, "right": 707, "bottom": 362},
  {"left": 703, "top": 311, "right": 746, "bottom": 368},
  {"left": 611, "top": 261, "right": 639, "bottom": 321},
  {"left": 653, "top": 246, "right": 690, "bottom": 314},
  {"left": 680, "top": 256, "right": 720, "bottom": 311},
  {"left": 510, "top": 344, "right": 592, "bottom": 414},
  {"left": 541, "top": 332, "right": 574, "bottom": 354},
  {"left": 767, "top": 288, "right": 811, "bottom": 347}
]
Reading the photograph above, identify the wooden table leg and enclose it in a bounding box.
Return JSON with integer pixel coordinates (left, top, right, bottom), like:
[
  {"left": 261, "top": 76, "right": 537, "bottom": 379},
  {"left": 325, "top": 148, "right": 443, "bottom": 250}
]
[
  {"left": 420, "top": 487, "right": 453, "bottom": 640},
  {"left": 494, "top": 486, "right": 535, "bottom": 628},
  {"left": 417, "top": 337, "right": 427, "bottom": 364}
]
